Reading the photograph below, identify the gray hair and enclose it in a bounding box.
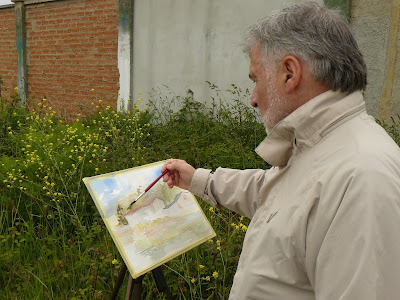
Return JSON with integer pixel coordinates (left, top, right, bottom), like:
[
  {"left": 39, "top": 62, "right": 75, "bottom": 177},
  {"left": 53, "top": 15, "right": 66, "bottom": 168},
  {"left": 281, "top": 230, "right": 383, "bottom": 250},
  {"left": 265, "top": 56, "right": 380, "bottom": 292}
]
[{"left": 243, "top": 2, "right": 367, "bottom": 93}]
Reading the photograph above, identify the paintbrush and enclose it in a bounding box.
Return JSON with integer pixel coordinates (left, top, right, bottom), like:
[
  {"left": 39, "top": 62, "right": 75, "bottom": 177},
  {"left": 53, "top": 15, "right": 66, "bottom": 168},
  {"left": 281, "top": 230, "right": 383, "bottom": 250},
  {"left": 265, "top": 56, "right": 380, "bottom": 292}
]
[{"left": 128, "top": 169, "right": 168, "bottom": 209}]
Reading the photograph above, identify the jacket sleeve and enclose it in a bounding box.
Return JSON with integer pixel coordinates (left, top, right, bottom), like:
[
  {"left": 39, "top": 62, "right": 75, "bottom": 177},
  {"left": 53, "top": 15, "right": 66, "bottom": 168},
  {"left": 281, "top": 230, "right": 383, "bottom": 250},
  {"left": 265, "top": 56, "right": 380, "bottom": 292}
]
[
  {"left": 189, "top": 167, "right": 270, "bottom": 218},
  {"left": 305, "top": 161, "right": 400, "bottom": 299}
]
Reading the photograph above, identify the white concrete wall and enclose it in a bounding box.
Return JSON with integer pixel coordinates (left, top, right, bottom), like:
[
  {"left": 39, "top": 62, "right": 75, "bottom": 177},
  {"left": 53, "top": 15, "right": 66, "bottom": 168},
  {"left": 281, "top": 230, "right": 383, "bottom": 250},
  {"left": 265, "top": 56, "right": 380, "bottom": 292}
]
[
  {"left": 131, "top": 0, "right": 323, "bottom": 108},
  {"left": 350, "top": 0, "right": 392, "bottom": 118}
]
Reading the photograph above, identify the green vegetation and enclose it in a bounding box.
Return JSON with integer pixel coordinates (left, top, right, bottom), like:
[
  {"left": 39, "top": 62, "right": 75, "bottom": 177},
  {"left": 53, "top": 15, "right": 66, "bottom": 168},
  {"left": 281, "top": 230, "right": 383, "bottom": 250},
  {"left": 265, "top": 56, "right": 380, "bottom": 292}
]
[
  {"left": 0, "top": 84, "right": 267, "bottom": 299},
  {"left": 3, "top": 83, "right": 398, "bottom": 299}
]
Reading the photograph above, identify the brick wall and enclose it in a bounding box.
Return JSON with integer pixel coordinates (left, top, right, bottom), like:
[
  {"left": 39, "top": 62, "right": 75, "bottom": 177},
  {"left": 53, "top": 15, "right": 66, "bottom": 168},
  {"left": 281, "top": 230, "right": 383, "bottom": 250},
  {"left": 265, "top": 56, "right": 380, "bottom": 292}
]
[
  {"left": 0, "top": 7, "right": 18, "bottom": 100},
  {"left": 0, "top": 0, "right": 120, "bottom": 120}
]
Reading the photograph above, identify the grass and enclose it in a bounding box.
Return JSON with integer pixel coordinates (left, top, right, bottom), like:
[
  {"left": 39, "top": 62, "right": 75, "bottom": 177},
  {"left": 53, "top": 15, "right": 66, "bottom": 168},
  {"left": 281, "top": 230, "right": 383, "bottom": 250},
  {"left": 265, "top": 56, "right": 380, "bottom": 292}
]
[
  {"left": 0, "top": 84, "right": 267, "bottom": 299},
  {"left": 3, "top": 83, "right": 398, "bottom": 299}
]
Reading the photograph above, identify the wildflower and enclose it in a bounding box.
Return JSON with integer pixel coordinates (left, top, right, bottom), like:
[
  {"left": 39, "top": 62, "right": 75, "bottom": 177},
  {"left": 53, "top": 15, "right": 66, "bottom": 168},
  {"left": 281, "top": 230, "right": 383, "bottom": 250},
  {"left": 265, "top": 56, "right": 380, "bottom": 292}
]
[
  {"left": 91, "top": 88, "right": 95, "bottom": 92},
  {"left": 212, "top": 272, "right": 218, "bottom": 279},
  {"left": 112, "top": 259, "right": 118, "bottom": 265},
  {"left": 209, "top": 207, "right": 214, "bottom": 213},
  {"left": 14, "top": 87, "right": 18, "bottom": 90},
  {"left": 191, "top": 278, "right": 196, "bottom": 283},
  {"left": 199, "top": 264, "right": 205, "bottom": 270},
  {"left": 205, "top": 276, "right": 210, "bottom": 281}
]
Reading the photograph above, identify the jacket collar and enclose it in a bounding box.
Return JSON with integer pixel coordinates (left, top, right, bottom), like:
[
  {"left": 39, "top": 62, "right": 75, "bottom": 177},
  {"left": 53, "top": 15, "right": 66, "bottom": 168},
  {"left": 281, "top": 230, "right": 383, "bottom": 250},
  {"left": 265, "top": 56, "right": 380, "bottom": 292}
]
[{"left": 255, "top": 90, "right": 366, "bottom": 167}]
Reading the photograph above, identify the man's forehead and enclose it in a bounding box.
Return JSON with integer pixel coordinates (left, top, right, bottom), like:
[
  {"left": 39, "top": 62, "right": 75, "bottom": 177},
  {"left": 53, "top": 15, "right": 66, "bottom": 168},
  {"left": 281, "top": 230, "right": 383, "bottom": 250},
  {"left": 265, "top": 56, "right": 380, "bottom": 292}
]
[{"left": 249, "top": 42, "right": 262, "bottom": 58}]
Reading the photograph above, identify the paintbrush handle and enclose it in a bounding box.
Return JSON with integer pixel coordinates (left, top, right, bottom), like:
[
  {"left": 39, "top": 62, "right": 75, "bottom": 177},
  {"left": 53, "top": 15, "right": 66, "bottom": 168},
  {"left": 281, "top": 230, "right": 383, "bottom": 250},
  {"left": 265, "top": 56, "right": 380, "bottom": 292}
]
[{"left": 144, "top": 169, "right": 168, "bottom": 192}]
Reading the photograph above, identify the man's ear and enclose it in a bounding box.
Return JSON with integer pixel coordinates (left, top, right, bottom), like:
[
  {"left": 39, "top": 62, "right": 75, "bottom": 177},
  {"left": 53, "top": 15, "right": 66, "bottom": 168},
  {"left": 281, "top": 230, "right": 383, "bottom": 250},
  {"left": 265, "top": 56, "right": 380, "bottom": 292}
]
[{"left": 280, "top": 55, "right": 301, "bottom": 93}]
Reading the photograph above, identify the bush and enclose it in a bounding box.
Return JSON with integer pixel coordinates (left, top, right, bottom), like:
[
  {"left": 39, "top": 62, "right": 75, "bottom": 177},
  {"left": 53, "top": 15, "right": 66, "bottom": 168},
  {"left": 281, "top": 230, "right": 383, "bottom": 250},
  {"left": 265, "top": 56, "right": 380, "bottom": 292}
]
[
  {"left": 0, "top": 84, "right": 266, "bottom": 299},
  {"left": 3, "top": 84, "right": 398, "bottom": 299}
]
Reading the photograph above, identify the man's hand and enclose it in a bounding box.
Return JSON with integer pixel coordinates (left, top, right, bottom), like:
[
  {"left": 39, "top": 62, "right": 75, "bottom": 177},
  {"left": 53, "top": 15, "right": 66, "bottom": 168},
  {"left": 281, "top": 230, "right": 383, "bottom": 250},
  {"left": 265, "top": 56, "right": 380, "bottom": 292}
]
[{"left": 161, "top": 159, "right": 196, "bottom": 190}]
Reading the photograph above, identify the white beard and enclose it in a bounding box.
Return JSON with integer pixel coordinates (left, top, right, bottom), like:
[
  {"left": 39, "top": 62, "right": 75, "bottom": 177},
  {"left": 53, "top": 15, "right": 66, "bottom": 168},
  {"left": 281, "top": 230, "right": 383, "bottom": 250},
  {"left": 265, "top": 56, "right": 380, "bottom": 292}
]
[{"left": 261, "top": 72, "right": 290, "bottom": 131}]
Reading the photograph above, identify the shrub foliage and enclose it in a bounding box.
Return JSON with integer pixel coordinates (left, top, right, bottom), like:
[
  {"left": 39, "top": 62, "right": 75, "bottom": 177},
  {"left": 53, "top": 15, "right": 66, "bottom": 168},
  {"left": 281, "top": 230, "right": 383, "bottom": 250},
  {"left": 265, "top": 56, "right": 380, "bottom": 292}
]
[
  {"left": 2, "top": 84, "right": 398, "bottom": 299},
  {"left": 0, "top": 85, "right": 267, "bottom": 299}
]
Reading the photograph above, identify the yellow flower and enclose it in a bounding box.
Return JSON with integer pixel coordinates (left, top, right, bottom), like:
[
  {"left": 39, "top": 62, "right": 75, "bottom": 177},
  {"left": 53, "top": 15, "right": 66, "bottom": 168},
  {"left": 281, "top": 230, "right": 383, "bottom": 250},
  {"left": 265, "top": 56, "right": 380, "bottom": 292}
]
[
  {"left": 199, "top": 264, "right": 205, "bottom": 270},
  {"left": 212, "top": 272, "right": 218, "bottom": 279},
  {"left": 112, "top": 259, "right": 118, "bottom": 265},
  {"left": 205, "top": 276, "right": 210, "bottom": 281},
  {"left": 209, "top": 207, "right": 214, "bottom": 213},
  {"left": 191, "top": 278, "right": 196, "bottom": 283}
]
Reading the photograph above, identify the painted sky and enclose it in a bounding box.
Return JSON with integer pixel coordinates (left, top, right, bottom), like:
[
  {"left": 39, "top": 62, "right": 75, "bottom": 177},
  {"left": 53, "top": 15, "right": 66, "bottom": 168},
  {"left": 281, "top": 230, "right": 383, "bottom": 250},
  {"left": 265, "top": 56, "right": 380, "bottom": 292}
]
[
  {"left": 90, "top": 164, "right": 162, "bottom": 217},
  {"left": 0, "top": 0, "right": 12, "bottom": 5}
]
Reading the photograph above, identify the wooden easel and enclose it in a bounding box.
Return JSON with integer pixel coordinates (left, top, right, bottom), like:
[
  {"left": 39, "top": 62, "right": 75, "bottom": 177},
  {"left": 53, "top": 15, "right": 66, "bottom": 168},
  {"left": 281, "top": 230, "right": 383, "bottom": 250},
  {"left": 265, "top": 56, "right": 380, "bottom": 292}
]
[{"left": 110, "top": 263, "right": 172, "bottom": 300}]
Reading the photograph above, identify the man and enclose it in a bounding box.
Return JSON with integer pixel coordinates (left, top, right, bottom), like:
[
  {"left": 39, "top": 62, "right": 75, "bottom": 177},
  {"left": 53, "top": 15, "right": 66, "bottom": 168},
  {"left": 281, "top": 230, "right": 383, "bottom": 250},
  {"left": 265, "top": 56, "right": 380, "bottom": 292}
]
[{"left": 162, "top": 2, "right": 400, "bottom": 299}]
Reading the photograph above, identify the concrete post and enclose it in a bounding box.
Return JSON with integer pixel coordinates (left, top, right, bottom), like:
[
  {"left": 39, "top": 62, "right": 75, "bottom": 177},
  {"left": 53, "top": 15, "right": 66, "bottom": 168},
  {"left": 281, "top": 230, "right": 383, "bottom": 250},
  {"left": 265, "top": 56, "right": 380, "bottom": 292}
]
[
  {"left": 324, "top": 0, "right": 352, "bottom": 20},
  {"left": 118, "top": 0, "right": 134, "bottom": 112},
  {"left": 379, "top": 0, "right": 400, "bottom": 122},
  {"left": 12, "top": 0, "right": 28, "bottom": 105}
]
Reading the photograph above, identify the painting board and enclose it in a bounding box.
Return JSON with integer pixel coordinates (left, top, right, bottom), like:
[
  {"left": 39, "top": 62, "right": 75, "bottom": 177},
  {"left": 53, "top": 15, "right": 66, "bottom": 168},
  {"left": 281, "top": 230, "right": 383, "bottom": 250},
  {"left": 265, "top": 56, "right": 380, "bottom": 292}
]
[{"left": 82, "top": 161, "right": 216, "bottom": 279}]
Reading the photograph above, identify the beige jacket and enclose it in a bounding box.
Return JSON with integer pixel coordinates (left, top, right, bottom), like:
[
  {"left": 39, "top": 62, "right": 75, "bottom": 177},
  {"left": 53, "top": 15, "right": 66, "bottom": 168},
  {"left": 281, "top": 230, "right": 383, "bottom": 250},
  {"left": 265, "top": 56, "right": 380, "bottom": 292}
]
[{"left": 189, "top": 91, "right": 400, "bottom": 300}]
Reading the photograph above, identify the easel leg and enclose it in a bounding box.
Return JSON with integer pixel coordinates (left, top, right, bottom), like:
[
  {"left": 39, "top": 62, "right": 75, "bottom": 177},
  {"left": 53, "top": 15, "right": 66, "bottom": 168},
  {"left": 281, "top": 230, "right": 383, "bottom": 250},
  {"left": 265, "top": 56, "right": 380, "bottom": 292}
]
[
  {"left": 110, "top": 263, "right": 171, "bottom": 300},
  {"left": 131, "top": 275, "right": 143, "bottom": 300},
  {"left": 110, "top": 263, "right": 127, "bottom": 300},
  {"left": 152, "top": 267, "right": 173, "bottom": 300},
  {"left": 125, "top": 275, "right": 135, "bottom": 300}
]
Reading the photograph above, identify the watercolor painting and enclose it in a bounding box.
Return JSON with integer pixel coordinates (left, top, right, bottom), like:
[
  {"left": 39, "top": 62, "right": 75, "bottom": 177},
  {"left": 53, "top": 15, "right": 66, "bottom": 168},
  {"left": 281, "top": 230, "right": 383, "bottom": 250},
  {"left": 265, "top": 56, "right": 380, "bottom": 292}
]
[{"left": 82, "top": 161, "right": 216, "bottom": 278}]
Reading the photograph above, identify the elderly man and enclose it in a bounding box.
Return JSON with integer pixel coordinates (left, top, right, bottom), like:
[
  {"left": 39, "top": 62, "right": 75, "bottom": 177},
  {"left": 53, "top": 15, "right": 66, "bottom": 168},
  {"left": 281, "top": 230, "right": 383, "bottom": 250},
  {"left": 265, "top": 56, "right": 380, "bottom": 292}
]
[{"left": 162, "top": 2, "right": 400, "bottom": 299}]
